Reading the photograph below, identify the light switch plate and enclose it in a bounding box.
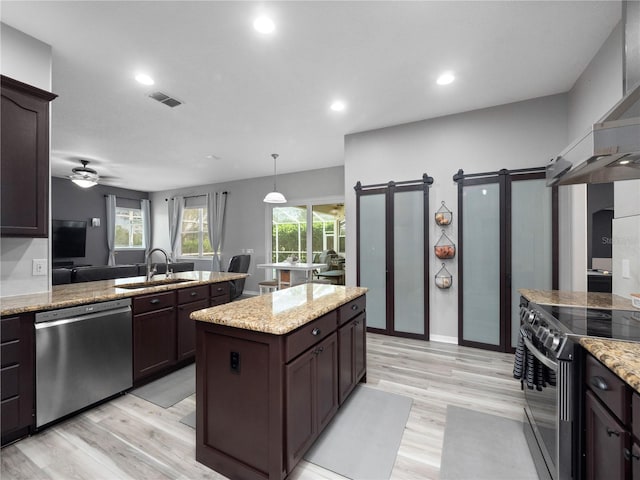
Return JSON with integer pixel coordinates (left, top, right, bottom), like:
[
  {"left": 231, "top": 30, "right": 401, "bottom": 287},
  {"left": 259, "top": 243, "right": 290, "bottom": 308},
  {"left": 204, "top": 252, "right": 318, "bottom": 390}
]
[
  {"left": 32, "top": 258, "right": 47, "bottom": 276},
  {"left": 622, "top": 259, "right": 631, "bottom": 279}
]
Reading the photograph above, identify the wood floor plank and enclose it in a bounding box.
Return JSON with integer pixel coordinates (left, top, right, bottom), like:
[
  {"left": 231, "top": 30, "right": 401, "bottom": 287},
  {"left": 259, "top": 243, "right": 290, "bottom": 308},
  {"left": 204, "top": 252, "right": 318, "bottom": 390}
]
[{"left": 0, "top": 334, "right": 525, "bottom": 480}]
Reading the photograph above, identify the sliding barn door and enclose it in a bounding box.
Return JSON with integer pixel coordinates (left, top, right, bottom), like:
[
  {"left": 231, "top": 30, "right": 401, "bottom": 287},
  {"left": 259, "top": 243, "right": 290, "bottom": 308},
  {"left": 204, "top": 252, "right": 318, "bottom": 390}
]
[
  {"left": 457, "top": 169, "right": 557, "bottom": 352},
  {"left": 356, "top": 177, "right": 431, "bottom": 340}
]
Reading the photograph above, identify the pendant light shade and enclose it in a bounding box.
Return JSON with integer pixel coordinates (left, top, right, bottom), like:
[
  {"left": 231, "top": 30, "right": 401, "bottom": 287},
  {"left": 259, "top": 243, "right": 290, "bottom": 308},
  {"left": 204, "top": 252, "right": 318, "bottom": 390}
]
[
  {"left": 70, "top": 160, "right": 99, "bottom": 188},
  {"left": 264, "top": 153, "right": 287, "bottom": 203}
]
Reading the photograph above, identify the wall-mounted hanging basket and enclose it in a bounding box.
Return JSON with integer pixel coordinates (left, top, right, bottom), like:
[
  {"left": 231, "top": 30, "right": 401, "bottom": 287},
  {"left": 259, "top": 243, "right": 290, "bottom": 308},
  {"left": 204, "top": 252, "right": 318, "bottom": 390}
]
[
  {"left": 434, "top": 230, "right": 456, "bottom": 259},
  {"left": 435, "top": 201, "right": 453, "bottom": 226},
  {"left": 435, "top": 263, "right": 453, "bottom": 289}
]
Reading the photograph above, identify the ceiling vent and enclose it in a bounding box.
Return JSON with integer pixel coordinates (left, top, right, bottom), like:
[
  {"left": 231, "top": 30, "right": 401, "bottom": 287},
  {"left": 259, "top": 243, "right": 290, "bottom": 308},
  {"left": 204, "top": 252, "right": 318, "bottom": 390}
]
[{"left": 148, "top": 91, "right": 183, "bottom": 108}]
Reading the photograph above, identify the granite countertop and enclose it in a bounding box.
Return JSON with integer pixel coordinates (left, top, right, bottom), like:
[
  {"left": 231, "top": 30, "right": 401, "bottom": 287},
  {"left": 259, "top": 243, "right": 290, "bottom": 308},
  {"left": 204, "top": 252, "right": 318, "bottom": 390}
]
[
  {"left": 580, "top": 337, "right": 640, "bottom": 394},
  {"left": 0, "top": 271, "right": 248, "bottom": 316},
  {"left": 191, "top": 283, "right": 368, "bottom": 335},
  {"left": 519, "top": 289, "right": 636, "bottom": 311}
]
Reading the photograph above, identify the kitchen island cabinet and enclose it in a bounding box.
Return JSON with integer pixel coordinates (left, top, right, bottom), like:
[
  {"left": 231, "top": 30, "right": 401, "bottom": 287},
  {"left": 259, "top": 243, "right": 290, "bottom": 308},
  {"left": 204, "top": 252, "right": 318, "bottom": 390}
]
[{"left": 191, "top": 284, "right": 367, "bottom": 480}]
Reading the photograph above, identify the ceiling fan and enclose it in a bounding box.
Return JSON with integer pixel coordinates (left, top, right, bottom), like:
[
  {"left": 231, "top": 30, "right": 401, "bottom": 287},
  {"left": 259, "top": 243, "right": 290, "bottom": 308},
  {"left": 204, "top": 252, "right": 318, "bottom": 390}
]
[{"left": 69, "top": 159, "right": 99, "bottom": 188}]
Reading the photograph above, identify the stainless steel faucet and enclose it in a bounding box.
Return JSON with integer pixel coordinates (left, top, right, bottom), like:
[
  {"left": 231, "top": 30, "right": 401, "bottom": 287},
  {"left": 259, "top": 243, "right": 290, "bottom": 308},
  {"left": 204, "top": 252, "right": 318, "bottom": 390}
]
[{"left": 146, "top": 247, "right": 170, "bottom": 281}]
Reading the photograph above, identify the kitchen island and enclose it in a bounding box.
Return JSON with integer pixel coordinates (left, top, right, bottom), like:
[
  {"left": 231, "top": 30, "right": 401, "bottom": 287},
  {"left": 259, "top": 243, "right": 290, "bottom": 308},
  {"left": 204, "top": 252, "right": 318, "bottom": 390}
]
[{"left": 190, "top": 283, "right": 367, "bottom": 480}]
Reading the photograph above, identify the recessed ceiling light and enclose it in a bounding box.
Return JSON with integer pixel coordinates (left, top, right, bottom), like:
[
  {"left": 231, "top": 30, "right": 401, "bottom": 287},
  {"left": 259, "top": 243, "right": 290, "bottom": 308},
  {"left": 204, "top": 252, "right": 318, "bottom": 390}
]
[
  {"left": 253, "top": 16, "right": 275, "bottom": 34},
  {"left": 436, "top": 72, "right": 455, "bottom": 86},
  {"left": 619, "top": 159, "right": 631, "bottom": 165},
  {"left": 330, "top": 100, "right": 346, "bottom": 112},
  {"left": 135, "top": 73, "right": 154, "bottom": 86}
]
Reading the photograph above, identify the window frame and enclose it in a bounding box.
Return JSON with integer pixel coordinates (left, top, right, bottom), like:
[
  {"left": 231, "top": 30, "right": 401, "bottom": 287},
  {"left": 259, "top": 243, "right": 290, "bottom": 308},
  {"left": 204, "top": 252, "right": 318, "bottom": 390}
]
[
  {"left": 179, "top": 205, "right": 214, "bottom": 259},
  {"left": 265, "top": 195, "right": 345, "bottom": 270},
  {"left": 114, "top": 206, "right": 146, "bottom": 251}
]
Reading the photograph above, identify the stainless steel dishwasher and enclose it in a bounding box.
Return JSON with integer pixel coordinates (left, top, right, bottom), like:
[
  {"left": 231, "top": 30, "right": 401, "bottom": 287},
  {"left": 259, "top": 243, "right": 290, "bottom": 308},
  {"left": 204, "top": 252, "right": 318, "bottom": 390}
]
[{"left": 35, "top": 298, "right": 132, "bottom": 428}]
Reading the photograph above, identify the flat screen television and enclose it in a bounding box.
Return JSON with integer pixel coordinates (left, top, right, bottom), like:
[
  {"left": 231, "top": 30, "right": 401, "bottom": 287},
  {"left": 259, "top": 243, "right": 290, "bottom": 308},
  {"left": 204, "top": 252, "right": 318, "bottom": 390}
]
[{"left": 52, "top": 220, "right": 87, "bottom": 259}]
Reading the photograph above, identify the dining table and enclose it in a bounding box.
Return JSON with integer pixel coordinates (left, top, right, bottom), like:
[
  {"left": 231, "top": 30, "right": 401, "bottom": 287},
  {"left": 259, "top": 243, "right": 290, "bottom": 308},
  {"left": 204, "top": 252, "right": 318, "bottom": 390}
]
[{"left": 256, "top": 262, "right": 327, "bottom": 289}]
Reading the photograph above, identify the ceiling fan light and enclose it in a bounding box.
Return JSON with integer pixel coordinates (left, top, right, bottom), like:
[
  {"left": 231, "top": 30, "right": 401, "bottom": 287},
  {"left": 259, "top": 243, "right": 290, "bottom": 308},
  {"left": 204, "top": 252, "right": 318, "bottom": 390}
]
[
  {"left": 70, "top": 175, "right": 98, "bottom": 188},
  {"left": 263, "top": 191, "right": 287, "bottom": 203}
]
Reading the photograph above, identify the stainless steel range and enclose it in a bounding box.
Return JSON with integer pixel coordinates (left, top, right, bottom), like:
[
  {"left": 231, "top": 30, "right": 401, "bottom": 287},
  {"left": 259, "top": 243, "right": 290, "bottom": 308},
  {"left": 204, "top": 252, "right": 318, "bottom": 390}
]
[{"left": 517, "top": 298, "right": 640, "bottom": 480}]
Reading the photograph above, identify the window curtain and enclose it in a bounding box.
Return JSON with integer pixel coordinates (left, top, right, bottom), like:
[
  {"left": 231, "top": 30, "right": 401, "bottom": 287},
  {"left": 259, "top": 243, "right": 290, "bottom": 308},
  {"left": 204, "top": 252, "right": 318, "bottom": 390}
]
[
  {"left": 141, "top": 199, "right": 151, "bottom": 259},
  {"left": 168, "top": 196, "right": 184, "bottom": 262},
  {"left": 207, "top": 191, "right": 227, "bottom": 271},
  {"left": 105, "top": 194, "right": 116, "bottom": 265}
]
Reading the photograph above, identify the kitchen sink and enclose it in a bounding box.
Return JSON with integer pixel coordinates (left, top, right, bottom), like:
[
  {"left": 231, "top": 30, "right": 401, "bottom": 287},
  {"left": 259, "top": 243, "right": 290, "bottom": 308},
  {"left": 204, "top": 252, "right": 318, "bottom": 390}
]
[{"left": 116, "top": 278, "right": 193, "bottom": 289}]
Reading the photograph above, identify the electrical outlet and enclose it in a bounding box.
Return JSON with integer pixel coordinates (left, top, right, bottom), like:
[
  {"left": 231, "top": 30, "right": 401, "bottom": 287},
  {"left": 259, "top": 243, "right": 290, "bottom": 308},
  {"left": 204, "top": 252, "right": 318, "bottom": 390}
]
[{"left": 32, "top": 259, "right": 47, "bottom": 276}]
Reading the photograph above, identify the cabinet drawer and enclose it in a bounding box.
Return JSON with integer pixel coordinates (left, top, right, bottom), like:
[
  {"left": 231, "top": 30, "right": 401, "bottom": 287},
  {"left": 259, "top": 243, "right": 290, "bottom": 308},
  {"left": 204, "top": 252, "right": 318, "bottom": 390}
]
[
  {"left": 177, "top": 285, "right": 209, "bottom": 304},
  {"left": 210, "top": 282, "right": 230, "bottom": 298},
  {"left": 1, "top": 396, "right": 19, "bottom": 432},
  {"left": 338, "top": 296, "right": 366, "bottom": 326},
  {"left": 133, "top": 290, "right": 176, "bottom": 314},
  {"left": 586, "top": 354, "right": 629, "bottom": 424},
  {"left": 0, "top": 340, "right": 19, "bottom": 368},
  {"left": 210, "top": 295, "right": 228, "bottom": 307},
  {"left": 285, "top": 311, "right": 337, "bottom": 363},
  {"left": 0, "top": 317, "right": 20, "bottom": 342},
  {"left": 1, "top": 364, "right": 19, "bottom": 400}
]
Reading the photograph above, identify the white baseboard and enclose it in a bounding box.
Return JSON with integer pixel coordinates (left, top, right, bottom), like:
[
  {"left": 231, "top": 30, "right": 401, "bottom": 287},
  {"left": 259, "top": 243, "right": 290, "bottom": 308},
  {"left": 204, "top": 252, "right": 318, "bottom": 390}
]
[{"left": 428, "top": 334, "right": 458, "bottom": 345}]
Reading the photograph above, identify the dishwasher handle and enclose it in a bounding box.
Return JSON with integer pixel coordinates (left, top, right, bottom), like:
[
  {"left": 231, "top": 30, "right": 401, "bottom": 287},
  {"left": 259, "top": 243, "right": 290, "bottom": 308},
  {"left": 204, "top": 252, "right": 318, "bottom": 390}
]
[{"left": 35, "top": 306, "right": 132, "bottom": 330}]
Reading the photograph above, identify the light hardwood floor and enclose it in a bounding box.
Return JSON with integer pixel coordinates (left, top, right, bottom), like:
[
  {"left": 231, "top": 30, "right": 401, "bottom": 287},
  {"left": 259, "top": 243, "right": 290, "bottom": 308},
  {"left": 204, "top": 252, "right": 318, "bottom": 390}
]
[{"left": 1, "top": 334, "right": 525, "bottom": 480}]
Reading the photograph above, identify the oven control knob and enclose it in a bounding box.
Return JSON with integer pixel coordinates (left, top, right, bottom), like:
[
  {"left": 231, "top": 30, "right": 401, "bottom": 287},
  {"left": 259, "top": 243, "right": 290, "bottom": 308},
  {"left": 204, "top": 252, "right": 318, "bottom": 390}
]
[{"left": 551, "top": 334, "right": 561, "bottom": 350}]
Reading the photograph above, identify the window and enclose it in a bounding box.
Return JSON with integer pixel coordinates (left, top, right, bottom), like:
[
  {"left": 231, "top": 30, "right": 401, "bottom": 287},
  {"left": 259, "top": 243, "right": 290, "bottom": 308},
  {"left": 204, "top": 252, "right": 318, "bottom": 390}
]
[
  {"left": 269, "top": 201, "right": 345, "bottom": 264},
  {"left": 181, "top": 207, "right": 212, "bottom": 257},
  {"left": 115, "top": 207, "right": 145, "bottom": 249}
]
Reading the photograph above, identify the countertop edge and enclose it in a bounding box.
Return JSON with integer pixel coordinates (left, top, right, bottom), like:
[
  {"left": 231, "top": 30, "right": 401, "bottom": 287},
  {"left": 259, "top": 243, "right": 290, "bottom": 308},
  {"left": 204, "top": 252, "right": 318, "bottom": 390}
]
[
  {"left": 580, "top": 337, "right": 640, "bottom": 394},
  {"left": 191, "top": 286, "right": 368, "bottom": 335},
  {"left": 1, "top": 271, "right": 248, "bottom": 316}
]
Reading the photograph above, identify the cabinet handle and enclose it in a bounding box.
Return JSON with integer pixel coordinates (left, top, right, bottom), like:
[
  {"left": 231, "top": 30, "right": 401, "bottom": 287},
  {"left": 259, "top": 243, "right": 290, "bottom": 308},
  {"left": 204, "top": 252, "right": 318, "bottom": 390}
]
[
  {"left": 311, "top": 328, "right": 321, "bottom": 336},
  {"left": 150, "top": 298, "right": 160, "bottom": 305},
  {"left": 190, "top": 291, "right": 198, "bottom": 297},
  {"left": 590, "top": 376, "right": 609, "bottom": 391},
  {"left": 351, "top": 304, "right": 358, "bottom": 310},
  {"left": 354, "top": 320, "right": 359, "bottom": 326},
  {"left": 624, "top": 448, "right": 640, "bottom": 461},
  {"left": 606, "top": 427, "right": 620, "bottom": 437},
  {"left": 315, "top": 346, "right": 324, "bottom": 355}
]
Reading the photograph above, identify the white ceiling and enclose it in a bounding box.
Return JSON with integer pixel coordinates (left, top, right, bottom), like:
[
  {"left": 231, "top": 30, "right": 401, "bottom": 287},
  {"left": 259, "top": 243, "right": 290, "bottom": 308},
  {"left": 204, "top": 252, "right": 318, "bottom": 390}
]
[{"left": 1, "top": 1, "right": 621, "bottom": 192}]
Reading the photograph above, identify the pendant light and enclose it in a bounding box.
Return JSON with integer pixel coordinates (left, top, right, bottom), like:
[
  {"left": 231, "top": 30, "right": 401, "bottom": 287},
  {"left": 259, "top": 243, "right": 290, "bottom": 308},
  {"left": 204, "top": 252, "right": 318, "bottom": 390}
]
[
  {"left": 70, "top": 160, "right": 99, "bottom": 188},
  {"left": 263, "top": 153, "right": 286, "bottom": 203}
]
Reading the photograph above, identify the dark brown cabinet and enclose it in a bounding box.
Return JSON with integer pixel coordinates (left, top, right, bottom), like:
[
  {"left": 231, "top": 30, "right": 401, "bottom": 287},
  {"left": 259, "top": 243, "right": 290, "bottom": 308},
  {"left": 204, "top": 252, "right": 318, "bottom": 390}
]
[
  {"left": 133, "top": 283, "right": 230, "bottom": 385},
  {"left": 338, "top": 295, "right": 366, "bottom": 404},
  {"left": 1, "top": 313, "right": 35, "bottom": 446},
  {"left": 177, "top": 285, "right": 211, "bottom": 361},
  {"left": 132, "top": 291, "right": 177, "bottom": 383},
  {"left": 196, "top": 293, "right": 367, "bottom": 480},
  {"left": 0, "top": 76, "right": 56, "bottom": 237},
  {"left": 286, "top": 332, "right": 338, "bottom": 470},
  {"left": 584, "top": 353, "right": 636, "bottom": 480}
]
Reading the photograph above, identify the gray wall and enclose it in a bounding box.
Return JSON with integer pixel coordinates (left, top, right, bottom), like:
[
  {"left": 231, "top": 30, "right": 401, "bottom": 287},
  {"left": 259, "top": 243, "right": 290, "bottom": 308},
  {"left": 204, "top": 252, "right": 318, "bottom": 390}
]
[
  {"left": 51, "top": 177, "right": 149, "bottom": 266},
  {"left": 0, "top": 24, "right": 52, "bottom": 296},
  {"left": 344, "top": 94, "right": 569, "bottom": 343},
  {"left": 150, "top": 166, "right": 344, "bottom": 294}
]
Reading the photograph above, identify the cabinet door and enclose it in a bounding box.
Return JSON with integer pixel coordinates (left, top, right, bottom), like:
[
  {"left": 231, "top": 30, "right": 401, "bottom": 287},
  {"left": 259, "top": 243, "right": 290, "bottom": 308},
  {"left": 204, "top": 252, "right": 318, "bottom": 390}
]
[
  {"left": 631, "top": 443, "right": 640, "bottom": 480},
  {"left": 1, "top": 76, "right": 56, "bottom": 237},
  {"left": 285, "top": 333, "right": 338, "bottom": 471},
  {"left": 338, "top": 320, "right": 356, "bottom": 405},
  {"left": 177, "top": 299, "right": 208, "bottom": 361},
  {"left": 286, "top": 347, "right": 315, "bottom": 470},
  {"left": 133, "top": 307, "right": 176, "bottom": 382},
  {"left": 316, "top": 333, "right": 338, "bottom": 432},
  {"left": 338, "top": 313, "right": 366, "bottom": 405},
  {"left": 585, "top": 390, "right": 628, "bottom": 480}
]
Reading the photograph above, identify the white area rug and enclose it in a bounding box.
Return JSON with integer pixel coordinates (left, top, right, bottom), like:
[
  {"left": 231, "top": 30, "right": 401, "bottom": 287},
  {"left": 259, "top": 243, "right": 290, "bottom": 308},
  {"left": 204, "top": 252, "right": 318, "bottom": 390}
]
[
  {"left": 304, "top": 385, "right": 412, "bottom": 480},
  {"left": 130, "top": 364, "right": 195, "bottom": 408},
  {"left": 440, "top": 405, "right": 539, "bottom": 480}
]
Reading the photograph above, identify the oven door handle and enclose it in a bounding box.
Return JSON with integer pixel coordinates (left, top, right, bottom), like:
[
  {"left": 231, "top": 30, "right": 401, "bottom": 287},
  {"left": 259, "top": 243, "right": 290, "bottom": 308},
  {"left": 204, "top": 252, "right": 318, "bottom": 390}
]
[{"left": 523, "top": 336, "right": 558, "bottom": 371}]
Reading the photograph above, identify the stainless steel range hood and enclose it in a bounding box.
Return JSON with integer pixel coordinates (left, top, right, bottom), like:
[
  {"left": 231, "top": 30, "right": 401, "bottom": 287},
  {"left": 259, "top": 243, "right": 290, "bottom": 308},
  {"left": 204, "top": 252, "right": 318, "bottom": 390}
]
[{"left": 547, "top": 0, "right": 640, "bottom": 186}]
